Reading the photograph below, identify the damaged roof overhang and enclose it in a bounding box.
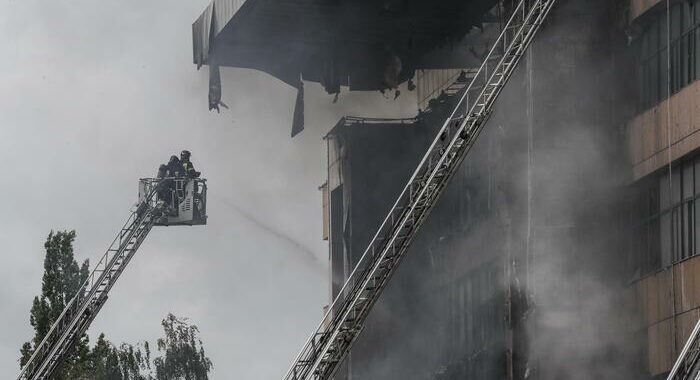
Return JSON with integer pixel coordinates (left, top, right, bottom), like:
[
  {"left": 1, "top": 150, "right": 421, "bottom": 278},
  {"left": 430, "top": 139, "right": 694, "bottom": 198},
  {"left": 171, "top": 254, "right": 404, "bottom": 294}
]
[{"left": 193, "top": 0, "right": 501, "bottom": 91}]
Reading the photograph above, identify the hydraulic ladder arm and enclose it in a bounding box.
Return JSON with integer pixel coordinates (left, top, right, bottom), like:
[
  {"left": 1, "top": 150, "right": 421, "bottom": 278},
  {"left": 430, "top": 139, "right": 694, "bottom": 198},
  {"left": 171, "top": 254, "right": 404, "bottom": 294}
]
[
  {"left": 283, "top": 1, "right": 557, "bottom": 379},
  {"left": 17, "top": 185, "right": 166, "bottom": 380}
]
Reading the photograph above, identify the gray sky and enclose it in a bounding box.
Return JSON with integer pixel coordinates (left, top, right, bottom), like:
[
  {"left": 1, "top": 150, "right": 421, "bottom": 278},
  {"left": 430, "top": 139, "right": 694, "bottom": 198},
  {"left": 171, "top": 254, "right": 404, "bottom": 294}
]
[{"left": 0, "top": 1, "right": 416, "bottom": 378}]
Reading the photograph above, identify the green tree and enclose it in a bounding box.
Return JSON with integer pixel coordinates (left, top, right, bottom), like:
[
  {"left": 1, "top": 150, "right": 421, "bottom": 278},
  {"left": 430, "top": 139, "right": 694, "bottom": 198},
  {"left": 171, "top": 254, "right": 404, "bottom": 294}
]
[
  {"left": 87, "top": 316, "right": 213, "bottom": 380},
  {"left": 89, "top": 334, "right": 151, "bottom": 380},
  {"left": 20, "top": 231, "right": 213, "bottom": 380},
  {"left": 153, "top": 314, "right": 212, "bottom": 380},
  {"left": 19, "top": 230, "right": 91, "bottom": 379}
]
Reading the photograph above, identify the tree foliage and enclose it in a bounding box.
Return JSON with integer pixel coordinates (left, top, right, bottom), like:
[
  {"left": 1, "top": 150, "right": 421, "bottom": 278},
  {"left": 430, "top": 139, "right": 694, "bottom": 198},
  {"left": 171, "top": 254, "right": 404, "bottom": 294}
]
[
  {"left": 87, "top": 334, "right": 151, "bottom": 380},
  {"left": 19, "top": 231, "right": 213, "bottom": 380},
  {"left": 20, "top": 230, "right": 91, "bottom": 379},
  {"left": 85, "top": 315, "right": 213, "bottom": 380},
  {"left": 153, "top": 314, "right": 213, "bottom": 380}
]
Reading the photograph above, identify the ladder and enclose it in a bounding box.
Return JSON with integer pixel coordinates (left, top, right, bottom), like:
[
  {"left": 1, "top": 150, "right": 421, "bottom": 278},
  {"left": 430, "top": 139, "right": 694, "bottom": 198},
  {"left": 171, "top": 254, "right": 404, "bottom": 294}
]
[
  {"left": 17, "top": 188, "right": 165, "bottom": 380},
  {"left": 668, "top": 318, "right": 700, "bottom": 380},
  {"left": 283, "top": 1, "right": 556, "bottom": 379}
]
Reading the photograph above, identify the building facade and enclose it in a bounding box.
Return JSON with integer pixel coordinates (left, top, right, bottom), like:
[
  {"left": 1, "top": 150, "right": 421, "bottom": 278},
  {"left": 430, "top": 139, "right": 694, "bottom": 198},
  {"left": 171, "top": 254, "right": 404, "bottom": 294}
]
[
  {"left": 628, "top": 0, "right": 700, "bottom": 377},
  {"left": 322, "top": 1, "right": 654, "bottom": 379},
  {"left": 190, "top": 0, "right": 700, "bottom": 378}
]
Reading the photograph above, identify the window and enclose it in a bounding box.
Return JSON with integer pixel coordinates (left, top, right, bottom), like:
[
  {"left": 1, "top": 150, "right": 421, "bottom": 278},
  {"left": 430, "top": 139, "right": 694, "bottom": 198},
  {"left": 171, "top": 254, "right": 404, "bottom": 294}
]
[
  {"left": 630, "top": 153, "right": 700, "bottom": 278},
  {"left": 636, "top": 0, "right": 700, "bottom": 110}
]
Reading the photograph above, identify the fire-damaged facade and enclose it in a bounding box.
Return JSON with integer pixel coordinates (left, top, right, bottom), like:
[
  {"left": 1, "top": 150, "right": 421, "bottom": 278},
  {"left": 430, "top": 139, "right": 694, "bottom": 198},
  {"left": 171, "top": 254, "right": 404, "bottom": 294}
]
[
  {"left": 321, "top": 2, "right": 636, "bottom": 379},
  {"left": 193, "top": 0, "right": 700, "bottom": 379},
  {"left": 192, "top": 0, "right": 502, "bottom": 135}
]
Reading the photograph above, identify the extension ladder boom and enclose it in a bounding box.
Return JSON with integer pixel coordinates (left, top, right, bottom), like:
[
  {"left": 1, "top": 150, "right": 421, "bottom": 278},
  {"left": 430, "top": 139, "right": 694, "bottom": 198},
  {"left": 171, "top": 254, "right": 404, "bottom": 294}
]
[
  {"left": 17, "top": 190, "right": 163, "bottom": 380},
  {"left": 17, "top": 177, "right": 208, "bottom": 380},
  {"left": 17, "top": 205, "right": 161, "bottom": 380},
  {"left": 283, "top": 1, "right": 557, "bottom": 379},
  {"left": 668, "top": 318, "right": 700, "bottom": 380}
]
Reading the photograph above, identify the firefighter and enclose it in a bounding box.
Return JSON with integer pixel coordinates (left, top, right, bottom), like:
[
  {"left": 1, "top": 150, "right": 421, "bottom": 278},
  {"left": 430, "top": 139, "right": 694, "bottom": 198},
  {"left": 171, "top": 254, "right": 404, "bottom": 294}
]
[
  {"left": 164, "top": 156, "right": 184, "bottom": 215},
  {"left": 156, "top": 164, "right": 171, "bottom": 206},
  {"left": 180, "top": 150, "right": 204, "bottom": 221},
  {"left": 180, "top": 150, "right": 200, "bottom": 178},
  {"left": 166, "top": 155, "right": 184, "bottom": 177},
  {"left": 156, "top": 164, "right": 168, "bottom": 180}
]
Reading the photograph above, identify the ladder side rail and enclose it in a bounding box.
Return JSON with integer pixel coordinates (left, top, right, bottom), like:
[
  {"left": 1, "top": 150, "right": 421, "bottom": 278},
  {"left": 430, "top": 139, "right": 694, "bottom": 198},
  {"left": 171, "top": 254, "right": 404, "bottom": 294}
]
[
  {"left": 314, "top": 8, "right": 546, "bottom": 373},
  {"left": 27, "top": 210, "right": 157, "bottom": 380},
  {"left": 99, "top": 218, "right": 156, "bottom": 297},
  {"left": 668, "top": 318, "right": 700, "bottom": 380},
  {"left": 17, "top": 212, "right": 140, "bottom": 379},
  {"left": 33, "top": 215, "right": 159, "bottom": 380},
  {"left": 281, "top": 1, "right": 556, "bottom": 379},
  {"left": 19, "top": 186, "right": 162, "bottom": 380},
  {"left": 35, "top": 292, "right": 110, "bottom": 380},
  {"left": 316, "top": 0, "right": 540, "bottom": 369},
  {"left": 465, "top": 0, "right": 555, "bottom": 123},
  {"left": 313, "top": 157, "right": 466, "bottom": 380},
  {"left": 324, "top": 176, "right": 455, "bottom": 378},
  {"left": 316, "top": 3, "right": 557, "bottom": 375},
  {"left": 283, "top": 1, "right": 529, "bottom": 370},
  {"left": 311, "top": 104, "right": 496, "bottom": 379},
  {"left": 312, "top": 83, "right": 499, "bottom": 379},
  {"left": 286, "top": 7, "right": 531, "bottom": 365},
  {"left": 285, "top": 1, "right": 526, "bottom": 377},
  {"left": 332, "top": 0, "right": 556, "bottom": 376},
  {"left": 30, "top": 213, "right": 158, "bottom": 380}
]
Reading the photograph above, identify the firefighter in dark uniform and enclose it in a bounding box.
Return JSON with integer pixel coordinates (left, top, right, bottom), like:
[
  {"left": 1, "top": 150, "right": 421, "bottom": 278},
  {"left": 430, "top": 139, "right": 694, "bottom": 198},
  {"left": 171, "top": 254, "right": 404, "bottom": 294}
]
[
  {"left": 164, "top": 156, "right": 185, "bottom": 215},
  {"left": 180, "top": 150, "right": 200, "bottom": 178},
  {"left": 180, "top": 150, "right": 203, "bottom": 221},
  {"left": 156, "top": 164, "right": 171, "bottom": 207},
  {"left": 166, "top": 155, "right": 184, "bottom": 177}
]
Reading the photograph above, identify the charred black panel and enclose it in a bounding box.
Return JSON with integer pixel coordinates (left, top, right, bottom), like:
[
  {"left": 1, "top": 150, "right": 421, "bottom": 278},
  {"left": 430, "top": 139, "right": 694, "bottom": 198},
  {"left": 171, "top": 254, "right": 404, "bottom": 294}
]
[{"left": 201, "top": 0, "right": 499, "bottom": 91}]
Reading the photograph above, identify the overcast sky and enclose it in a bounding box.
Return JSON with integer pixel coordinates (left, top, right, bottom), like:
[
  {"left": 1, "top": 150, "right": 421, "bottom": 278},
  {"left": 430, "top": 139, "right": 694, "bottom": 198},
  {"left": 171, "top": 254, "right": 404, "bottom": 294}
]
[{"left": 0, "top": 1, "right": 416, "bottom": 378}]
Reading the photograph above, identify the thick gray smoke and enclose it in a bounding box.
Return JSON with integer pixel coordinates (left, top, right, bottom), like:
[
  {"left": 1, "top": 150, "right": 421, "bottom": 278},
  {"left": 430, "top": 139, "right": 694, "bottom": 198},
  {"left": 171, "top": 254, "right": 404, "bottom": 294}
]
[
  {"left": 521, "top": 2, "right": 640, "bottom": 379},
  {"left": 336, "top": 1, "right": 642, "bottom": 380},
  {"left": 0, "top": 0, "right": 642, "bottom": 379},
  {"left": 0, "top": 1, "right": 426, "bottom": 377}
]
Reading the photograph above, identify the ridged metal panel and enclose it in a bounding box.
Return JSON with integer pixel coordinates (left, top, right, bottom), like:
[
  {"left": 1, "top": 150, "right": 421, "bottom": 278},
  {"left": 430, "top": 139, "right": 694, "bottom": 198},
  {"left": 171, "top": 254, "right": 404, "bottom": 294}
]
[
  {"left": 192, "top": 4, "right": 214, "bottom": 66},
  {"left": 213, "top": 0, "right": 246, "bottom": 35},
  {"left": 192, "top": 0, "right": 247, "bottom": 66}
]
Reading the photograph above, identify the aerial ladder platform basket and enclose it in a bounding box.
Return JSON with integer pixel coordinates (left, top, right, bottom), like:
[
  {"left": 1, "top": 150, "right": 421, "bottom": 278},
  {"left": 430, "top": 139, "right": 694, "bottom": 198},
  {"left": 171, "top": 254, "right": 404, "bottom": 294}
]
[
  {"left": 284, "top": 1, "right": 557, "bottom": 380},
  {"left": 17, "top": 177, "right": 207, "bottom": 380}
]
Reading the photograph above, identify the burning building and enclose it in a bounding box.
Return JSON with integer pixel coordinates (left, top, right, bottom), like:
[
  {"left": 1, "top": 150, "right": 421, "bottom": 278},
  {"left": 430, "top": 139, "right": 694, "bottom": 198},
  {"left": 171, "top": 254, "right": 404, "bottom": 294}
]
[{"left": 193, "top": 0, "right": 700, "bottom": 378}]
